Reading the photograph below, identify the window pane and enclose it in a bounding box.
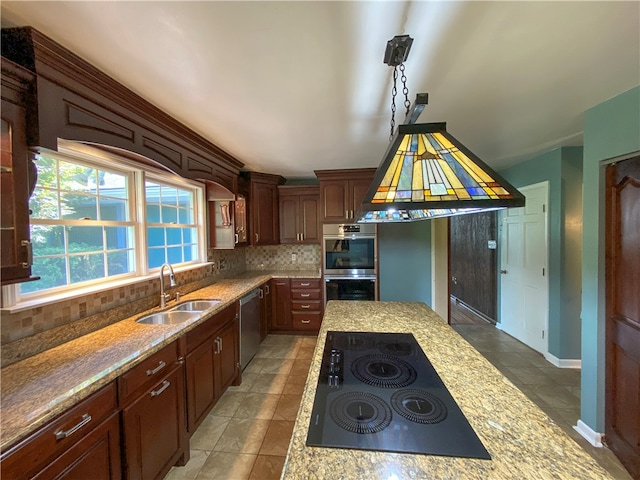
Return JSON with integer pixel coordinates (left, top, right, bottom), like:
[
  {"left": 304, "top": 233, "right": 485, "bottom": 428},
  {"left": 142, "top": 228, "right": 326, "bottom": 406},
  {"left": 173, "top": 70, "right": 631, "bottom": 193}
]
[
  {"left": 24, "top": 256, "right": 68, "bottom": 293},
  {"left": 177, "top": 190, "right": 191, "bottom": 208},
  {"left": 106, "top": 226, "right": 132, "bottom": 250},
  {"left": 146, "top": 204, "right": 160, "bottom": 223},
  {"left": 107, "top": 250, "right": 133, "bottom": 276},
  {"left": 68, "top": 226, "right": 103, "bottom": 253},
  {"left": 182, "top": 228, "right": 193, "bottom": 243},
  {"left": 183, "top": 245, "right": 195, "bottom": 262},
  {"left": 161, "top": 186, "right": 178, "bottom": 206},
  {"left": 148, "top": 227, "right": 165, "bottom": 247},
  {"left": 148, "top": 248, "right": 165, "bottom": 269},
  {"left": 167, "top": 246, "right": 182, "bottom": 264},
  {"left": 161, "top": 205, "right": 177, "bottom": 224},
  {"left": 30, "top": 188, "right": 59, "bottom": 220},
  {"left": 100, "top": 171, "right": 127, "bottom": 197},
  {"left": 166, "top": 227, "right": 181, "bottom": 245},
  {"left": 178, "top": 207, "right": 193, "bottom": 224},
  {"left": 32, "top": 225, "right": 65, "bottom": 256},
  {"left": 59, "top": 162, "right": 96, "bottom": 192},
  {"left": 100, "top": 197, "right": 128, "bottom": 221},
  {"left": 70, "top": 253, "right": 105, "bottom": 283},
  {"left": 35, "top": 156, "right": 58, "bottom": 188},
  {"left": 62, "top": 194, "right": 97, "bottom": 220}
]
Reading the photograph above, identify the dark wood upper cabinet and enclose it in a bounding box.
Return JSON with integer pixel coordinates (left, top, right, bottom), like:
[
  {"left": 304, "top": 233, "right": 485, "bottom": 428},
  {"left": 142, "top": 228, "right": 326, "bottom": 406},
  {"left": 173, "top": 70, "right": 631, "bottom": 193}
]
[
  {"left": 315, "top": 168, "right": 377, "bottom": 222},
  {"left": 241, "top": 172, "right": 284, "bottom": 246},
  {"left": 1, "top": 27, "right": 242, "bottom": 190},
  {"left": 278, "top": 185, "right": 320, "bottom": 244},
  {"left": 1, "top": 57, "right": 38, "bottom": 286}
]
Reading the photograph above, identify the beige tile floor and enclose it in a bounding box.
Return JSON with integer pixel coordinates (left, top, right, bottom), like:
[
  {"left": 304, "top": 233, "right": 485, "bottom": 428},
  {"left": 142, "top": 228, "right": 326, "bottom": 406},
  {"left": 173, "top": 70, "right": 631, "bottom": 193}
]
[
  {"left": 165, "top": 334, "right": 316, "bottom": 480},
  {"left": 167, "top": 328, "right": 633, "bottom": 480}
]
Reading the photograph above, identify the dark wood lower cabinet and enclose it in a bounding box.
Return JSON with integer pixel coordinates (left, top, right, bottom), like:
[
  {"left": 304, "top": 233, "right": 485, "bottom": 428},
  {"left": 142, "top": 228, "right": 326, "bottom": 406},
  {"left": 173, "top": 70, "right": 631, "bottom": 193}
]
[
  {"left": 185, "top": 340, "right": 216, "bottom": 434},
  {"left": 271, "top": 279, "right": 292, "bottom": 331},
  {"left": 269, "top": 278, "right": 323, "bottom": 334},
  {"left": 121, "top": 365, "right": 186, "bottom": 480}
]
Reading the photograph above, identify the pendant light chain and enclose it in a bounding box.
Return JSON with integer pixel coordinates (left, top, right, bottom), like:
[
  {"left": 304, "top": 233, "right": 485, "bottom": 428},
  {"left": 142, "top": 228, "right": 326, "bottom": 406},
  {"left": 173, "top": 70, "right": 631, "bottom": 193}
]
[
  {"left": 389, "top": 64, "right": 411, "bottom": 141},
  {"left": 390, "top": 66, "right": 398, "bottom": 141}
]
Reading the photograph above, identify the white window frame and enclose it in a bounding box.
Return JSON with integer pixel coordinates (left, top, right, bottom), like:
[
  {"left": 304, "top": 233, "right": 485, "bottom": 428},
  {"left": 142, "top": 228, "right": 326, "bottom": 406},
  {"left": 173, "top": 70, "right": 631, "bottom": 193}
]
[{"left": 2, "top": 142, "right": 207, "bottom": 309}]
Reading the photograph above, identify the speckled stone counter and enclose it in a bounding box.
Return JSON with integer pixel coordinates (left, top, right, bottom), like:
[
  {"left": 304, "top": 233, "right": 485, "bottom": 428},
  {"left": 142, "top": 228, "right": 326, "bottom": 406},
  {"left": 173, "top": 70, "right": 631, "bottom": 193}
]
[
  {"left": 281, "top": 301, "right": 612, "bottom": 480},
  {"left": 0, "top": 269, "right": 319, "bottom": 452}
]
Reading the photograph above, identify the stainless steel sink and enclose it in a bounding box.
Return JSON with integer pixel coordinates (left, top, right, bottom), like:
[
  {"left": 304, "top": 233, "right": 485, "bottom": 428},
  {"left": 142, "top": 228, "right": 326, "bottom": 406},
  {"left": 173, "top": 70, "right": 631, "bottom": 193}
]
[
  {"left": 170, "top": 300, "right": 221, "bottom": 312},
  {"left": 136, "top": 310, "right": 199, "bottom": 325}
]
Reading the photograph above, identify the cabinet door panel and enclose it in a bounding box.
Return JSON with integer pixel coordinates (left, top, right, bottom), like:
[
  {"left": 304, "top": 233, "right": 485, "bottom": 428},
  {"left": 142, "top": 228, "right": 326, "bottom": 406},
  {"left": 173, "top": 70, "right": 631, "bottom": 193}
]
[
  {"left": 217, "top": 318, "right": 239, "bottom": 392},
  {"left": 271, "top": 279, "right": 291, "bottom": 330},
  {"left": 279, "top": 196, "right": 299, "bottom": 244},
  {"left": 351, "top": 179, "right": 373, "bottom": 218},
  {"left": 321, "top": 181, "right": 348, "bottom": 221},
  {"left": 300, "top": 195, "right": 320, "bottom": 243},
  {"left": 122, "top": 366, "right": 185, "bottom": 480},
  {"left": 185, "top": 340, "right": 216, "bottom": 434},
  {"left": 253, "top": 183, "right": 278, "bottom": 245}
]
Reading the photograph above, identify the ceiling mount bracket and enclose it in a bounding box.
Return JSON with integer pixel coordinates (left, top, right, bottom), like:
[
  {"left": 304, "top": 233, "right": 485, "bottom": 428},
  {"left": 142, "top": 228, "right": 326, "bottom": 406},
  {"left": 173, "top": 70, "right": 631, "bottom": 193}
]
[{"left": 383, "top": 35, "right": 414, "bottom": 66}]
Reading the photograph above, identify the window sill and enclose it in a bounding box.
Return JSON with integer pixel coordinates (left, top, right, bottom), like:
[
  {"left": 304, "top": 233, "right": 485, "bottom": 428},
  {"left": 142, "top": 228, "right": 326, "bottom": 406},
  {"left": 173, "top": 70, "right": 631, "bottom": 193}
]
[{"left": 1, "top": 262, "right": 213, "bottom": 314}]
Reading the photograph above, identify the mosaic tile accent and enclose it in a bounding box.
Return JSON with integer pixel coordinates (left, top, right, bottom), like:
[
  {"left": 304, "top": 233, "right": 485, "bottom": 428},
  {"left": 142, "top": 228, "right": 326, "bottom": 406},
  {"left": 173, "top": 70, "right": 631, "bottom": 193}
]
[{"left": 245, "top": 245, "right": 321, "bottom": 271}]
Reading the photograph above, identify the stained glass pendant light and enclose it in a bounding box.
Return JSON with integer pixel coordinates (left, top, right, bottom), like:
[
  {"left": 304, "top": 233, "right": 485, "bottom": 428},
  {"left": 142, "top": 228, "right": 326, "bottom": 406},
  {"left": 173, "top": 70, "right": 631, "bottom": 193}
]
[{"left": 357, "top": 37, "right": 525, "bottom": 222}]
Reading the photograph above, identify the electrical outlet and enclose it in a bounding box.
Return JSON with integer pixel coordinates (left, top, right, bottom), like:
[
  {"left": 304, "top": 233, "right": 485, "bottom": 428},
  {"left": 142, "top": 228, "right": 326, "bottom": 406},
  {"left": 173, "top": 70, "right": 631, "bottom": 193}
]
[{"left": 291, "top": 253, "right": 297, "bottom": 262}]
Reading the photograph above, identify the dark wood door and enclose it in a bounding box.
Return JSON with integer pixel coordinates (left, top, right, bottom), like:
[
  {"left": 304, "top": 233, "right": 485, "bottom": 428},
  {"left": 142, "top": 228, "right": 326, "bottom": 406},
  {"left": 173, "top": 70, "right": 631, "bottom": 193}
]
[
  {"left": 122, "top": 365, "right": 185, "bottom": 480},
  {"left": 216, "top": 316, "right": 239, "bottom": 393},
  {"left": 271, "top": 279, "right": 292, "bottom": 330},
  {"left": 185, "top": 339, "right": 215, "bottom": 434},
  {"left": 279, "top": 195, "right": 299, "bottom": 243},
  {"left": 1, "top": 99, "right": 35, "bottom": 285},
  {"left": 300, "top": 195, "right": 320, "bottom": 243},
  {"left": 605, "top": 156, "right": 640, "bottom": 479},
  {"left": 449, "top": 211, "right": 498, "bottom": 321},
  {"left": 252, "top": 183, "right": 278, "bottom": 245},
  {"left": 320, "top": 180, "right": 348, "bottom": 222}
]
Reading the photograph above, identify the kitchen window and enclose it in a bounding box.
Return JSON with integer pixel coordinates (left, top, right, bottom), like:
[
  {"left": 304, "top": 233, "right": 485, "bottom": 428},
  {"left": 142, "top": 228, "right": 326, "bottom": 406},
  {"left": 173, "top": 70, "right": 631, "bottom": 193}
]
[{"left": 13, "top": 148, "right": 206, "bottom": 302}]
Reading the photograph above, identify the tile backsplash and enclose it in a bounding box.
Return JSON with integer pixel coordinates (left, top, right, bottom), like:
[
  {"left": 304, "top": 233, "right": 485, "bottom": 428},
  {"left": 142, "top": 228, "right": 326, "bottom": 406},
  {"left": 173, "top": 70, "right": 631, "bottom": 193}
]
[{"left": 1, "top": 244, "right": 319, "bottom": 367}]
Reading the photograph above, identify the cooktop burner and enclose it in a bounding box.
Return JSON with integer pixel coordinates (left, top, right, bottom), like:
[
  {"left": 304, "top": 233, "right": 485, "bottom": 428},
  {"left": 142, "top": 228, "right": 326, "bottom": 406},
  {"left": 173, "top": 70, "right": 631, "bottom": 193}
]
[{"left": 306, "top": 331, "right": 491, "bottom": 460}]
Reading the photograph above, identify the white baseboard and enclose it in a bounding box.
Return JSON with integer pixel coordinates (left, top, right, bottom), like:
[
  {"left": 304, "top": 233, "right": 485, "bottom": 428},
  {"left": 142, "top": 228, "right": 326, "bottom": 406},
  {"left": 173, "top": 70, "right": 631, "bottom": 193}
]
[
  {"left": 574, "top": 419, "right": 603, "bottom": 447},
  {"left": 545, "top": 352, "right": 581, "bottom": 369}
]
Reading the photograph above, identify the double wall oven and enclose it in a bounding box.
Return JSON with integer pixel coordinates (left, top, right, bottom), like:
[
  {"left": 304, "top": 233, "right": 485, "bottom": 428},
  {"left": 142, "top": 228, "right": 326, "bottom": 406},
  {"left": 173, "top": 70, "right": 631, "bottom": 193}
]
[{"left": 323, "top": 224, "right": 377, "bottom": 302}]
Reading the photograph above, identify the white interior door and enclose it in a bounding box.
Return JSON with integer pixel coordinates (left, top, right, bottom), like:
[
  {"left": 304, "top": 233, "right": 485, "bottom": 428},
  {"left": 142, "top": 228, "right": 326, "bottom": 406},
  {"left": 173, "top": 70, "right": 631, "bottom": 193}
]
[{"left": 499, "top": 181, "right": 549, "bottom": 355}]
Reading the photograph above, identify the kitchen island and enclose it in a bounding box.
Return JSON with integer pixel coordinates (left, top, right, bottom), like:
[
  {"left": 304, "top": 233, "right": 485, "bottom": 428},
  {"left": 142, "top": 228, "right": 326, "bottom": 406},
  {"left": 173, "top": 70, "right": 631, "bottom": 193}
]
[{"left": 281, "top": 301, "right": 612, "bottom": 480}]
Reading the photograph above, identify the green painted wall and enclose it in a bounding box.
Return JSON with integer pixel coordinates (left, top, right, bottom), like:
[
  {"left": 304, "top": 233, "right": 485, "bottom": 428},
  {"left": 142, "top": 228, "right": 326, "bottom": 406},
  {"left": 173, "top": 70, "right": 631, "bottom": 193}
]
[
  {"left": 498, "top": 147, "right": 583, "bottom": 359},
  {"left": 378, "top": 221, "right": 432, "bottom": 305},
  {"left": 581, "top": 85, "right": 640, "bottom": 432}
]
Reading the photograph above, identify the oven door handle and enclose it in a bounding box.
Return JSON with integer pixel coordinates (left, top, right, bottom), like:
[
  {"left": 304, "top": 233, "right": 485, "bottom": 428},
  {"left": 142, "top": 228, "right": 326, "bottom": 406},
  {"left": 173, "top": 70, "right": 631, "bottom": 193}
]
[{"left": 324, "top": 276, "right": 377, "bottom": 281}]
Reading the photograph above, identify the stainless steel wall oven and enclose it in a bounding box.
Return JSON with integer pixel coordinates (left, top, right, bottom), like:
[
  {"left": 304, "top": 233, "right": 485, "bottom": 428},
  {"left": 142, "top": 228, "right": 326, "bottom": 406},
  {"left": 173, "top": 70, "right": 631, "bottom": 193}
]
[{"left": 323, "top": 224, "right": 377, "bottom": 301}]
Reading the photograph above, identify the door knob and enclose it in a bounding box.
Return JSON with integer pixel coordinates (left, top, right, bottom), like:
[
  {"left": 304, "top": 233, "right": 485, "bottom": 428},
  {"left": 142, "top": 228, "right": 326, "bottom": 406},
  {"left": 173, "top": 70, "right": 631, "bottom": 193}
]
[{"left": 500, "top": 269, "right": 508, "bottom": 274}]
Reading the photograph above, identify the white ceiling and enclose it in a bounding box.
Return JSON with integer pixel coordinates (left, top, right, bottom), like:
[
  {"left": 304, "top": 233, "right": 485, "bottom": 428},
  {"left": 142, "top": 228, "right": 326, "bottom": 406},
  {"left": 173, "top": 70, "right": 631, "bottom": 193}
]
[{"left": 2, "top": 1, "right": 639, "bottom": 179}]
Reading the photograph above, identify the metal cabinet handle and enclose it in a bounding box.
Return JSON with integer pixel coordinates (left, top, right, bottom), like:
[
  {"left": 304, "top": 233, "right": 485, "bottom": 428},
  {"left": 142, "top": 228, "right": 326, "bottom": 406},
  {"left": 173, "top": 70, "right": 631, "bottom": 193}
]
[
  {"left": 219, "top": 337, "right": 223, "bottom": 351},
  {"left": 300, "top": 293, "right": 310, "bottom": 297},
  {"left": 255, "top": 233, "right": 259, "bottom": 243},
  {"left": 259, "top": 288, "right": 264, "bottom": 299},
  {"left": 235, "top": 233, "right": 239, "bottom": 244},
  {"left": 146, "top": 360, "right": 166, "bottom": 376},
  {"left": 21, "top": 240, "right": 33, "bottom": 268},
  {"left": 301, "top": 319, "right": 311, "bottom": 324},
  {"left": 301, "top": 304, "right": 311, "bottom": 309},
  {"left": 265, "top": 285, "right": 270, "bottom": 295},
  {"left": 55, "top": 414, "right": 92, "bottom": 440},
  {"left": 177, "top": 356, "right": 184, "bottom": 366},
  {"left": 300, "top": 282, "right": 310, "bottom": 287},
  {"left": 150, "top": 380, "right": 170, "bottom": 397}
]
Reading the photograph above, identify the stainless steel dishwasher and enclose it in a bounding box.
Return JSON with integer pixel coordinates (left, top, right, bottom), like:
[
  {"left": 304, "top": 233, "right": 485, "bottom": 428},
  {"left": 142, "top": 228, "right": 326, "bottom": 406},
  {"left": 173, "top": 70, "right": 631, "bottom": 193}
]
[{"left": 239, "top": 289, "right": 262, "bottom": 370}]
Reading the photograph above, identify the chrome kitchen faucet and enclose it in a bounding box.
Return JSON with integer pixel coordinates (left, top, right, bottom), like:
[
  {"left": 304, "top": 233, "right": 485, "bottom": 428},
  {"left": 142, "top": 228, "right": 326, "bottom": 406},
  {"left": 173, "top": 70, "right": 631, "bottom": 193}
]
[{"left": 159, "top": 263, "right": 177, "bottom": 308}]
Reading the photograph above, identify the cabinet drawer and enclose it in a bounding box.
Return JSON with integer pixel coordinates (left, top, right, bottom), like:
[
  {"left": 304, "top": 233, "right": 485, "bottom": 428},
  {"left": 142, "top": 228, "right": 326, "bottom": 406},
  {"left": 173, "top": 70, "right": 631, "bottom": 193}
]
[
  {"left": 119, "top": 341, "right": 179, "bottom": 405},
  {"left": 1, "top": 382, "right": 118, "bottom": 480},
  {"left": 291, "top": 311, "right": 322, "bottom": 331},
  {"left": 290, "top": 289, "right": 321, "bottom": 300},
  {"left": 291, "top": 300, "right": 322, "bottom": 312},
  {"left": 186, "top": 303, "right": 236, "bottom": 353},
  {"left": 290, "top": 279, "right": 321, "bottom": 289}
]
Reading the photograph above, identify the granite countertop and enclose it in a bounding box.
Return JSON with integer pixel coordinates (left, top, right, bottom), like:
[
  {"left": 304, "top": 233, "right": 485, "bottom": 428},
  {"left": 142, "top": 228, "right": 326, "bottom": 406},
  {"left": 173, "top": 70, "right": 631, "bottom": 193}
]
[
  {"left": 0, "top": 269, "right": 319, "bottom": 451},
  {"left": 281, "top": 301, "right": 612, "bottom": 480}
]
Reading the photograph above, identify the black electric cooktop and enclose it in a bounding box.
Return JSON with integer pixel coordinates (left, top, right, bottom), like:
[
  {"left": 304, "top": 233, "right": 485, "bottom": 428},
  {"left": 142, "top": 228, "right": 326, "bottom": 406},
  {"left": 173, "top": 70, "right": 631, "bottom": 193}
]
[{"left": 306, "top": 331, "right": 491, "bottom": 459}]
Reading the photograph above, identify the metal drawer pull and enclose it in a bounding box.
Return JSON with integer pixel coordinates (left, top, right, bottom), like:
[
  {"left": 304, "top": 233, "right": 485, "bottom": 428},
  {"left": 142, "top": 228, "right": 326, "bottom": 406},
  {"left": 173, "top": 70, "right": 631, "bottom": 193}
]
[
  {"left": 300, "top": 293, "right": 310, "bottom": 297},
  {"left": 300, "top": 282, "right": 310, "bottom": 286},
  {"left": 146, "top": 360, "right": 166, "bottom": 376},
  {"left": 151, "top": 380, "right": 171, "bottom": 397},
  {"left": 301, "top": 304, "right": 311, "bottom": 309},
  {"left": 55, "top": 414, "right": 92, "bottom": 440},
  {"left": 301, "top": 319, "right": 311, "bottom": 324},
  {"left": 265, "top": 285, "right": 270, "bottom": 294}
]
